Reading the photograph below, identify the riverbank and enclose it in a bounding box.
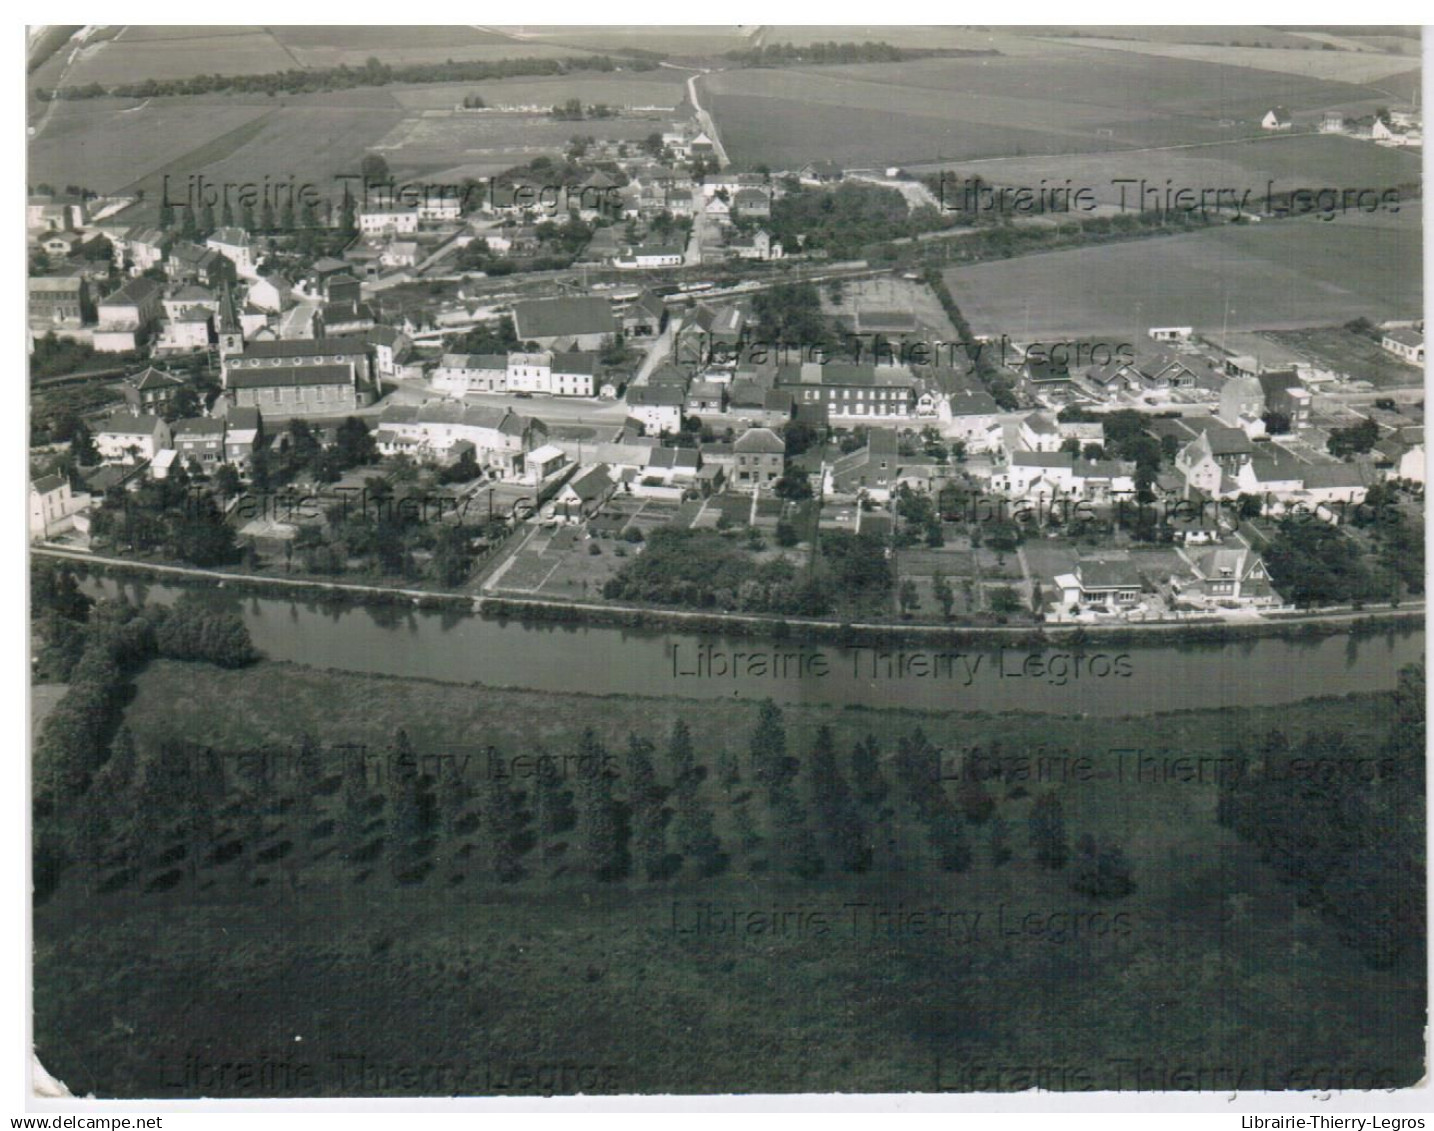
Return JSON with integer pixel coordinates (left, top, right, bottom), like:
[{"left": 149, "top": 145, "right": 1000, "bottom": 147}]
[{"left": 36, "top": 547, "right": 1424, "bottom": 648}]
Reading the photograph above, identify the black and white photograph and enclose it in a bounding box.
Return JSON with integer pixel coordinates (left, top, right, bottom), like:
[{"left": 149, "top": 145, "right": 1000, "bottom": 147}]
[{"left": 20, "top": 16, "right": 1429, "bottom": 1118}]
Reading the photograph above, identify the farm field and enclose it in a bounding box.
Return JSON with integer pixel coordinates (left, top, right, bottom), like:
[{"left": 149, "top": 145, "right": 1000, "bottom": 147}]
[
  {"left": 912, "top": 134, "right": 1423, "bottom": 210},
  {"left": 44, "top": 26, "right": 298, "bottom": 88},
  {"left": 32, "top": 658, "right": 1422, "bottom": 1095},
  {"left": 1043, "top": 36, "right": 1422, "bottom": 85},
  {"left": 28, "top": 97, "right": 278, "bottom": 195},
  {"left": 702, "top": 49, "right": 1411, "bottom": 167},
  {"left": 486, "top": 26, "right": 756, "bottom": 56},
  {"left": 390, "top": 71, "right": 689, "bottom": 111},
  {"left": 942, "top": 207, "right": 1423, "bottom": 340}
]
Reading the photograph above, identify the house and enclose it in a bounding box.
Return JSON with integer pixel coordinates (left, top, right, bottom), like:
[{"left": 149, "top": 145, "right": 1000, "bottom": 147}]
[
  {"left": 776, "top": 362, "right": 918, "bottom": 423},
  {"left": 1319, "top": 111, "right": 1347, "bottom": 134},
  {"left": 1018, "top": 412, "right": 1064, "bottom": 453},
  {"left": 28, "top": 276, "right": 86, "bottom": 328},
  {"left": 990, "top": 451, "right": 1077, "bottom": 499},
  {"left": 117, "top": 226, "right": 172, "bottom": 275},
  {"left": 205, "top": 228, "right": 257, "bottom": 278},
  {"left": 731, "top": 427, "right": 786, "bottom": 492},
  {"left": 556, "top": 464, "right": 616, "bottom": 515},
  {"left": 167, "top": 241, "right": 230, "bottom": 289},
  {"left": 42, "top": 231, "right": 83, "bottom": 259},
  {"left": 162, "top": 284, "right": 217, "bottom": 321},
  {"left": 375, "top": 403, "right": 546, "bottom": 478},
  {"left": 686, "top": 379, "right": 726, "bottom": 417},
  {"left": 359, "top": 206, "right": 420, "bottom": 235},
  {"left": 153, "top": 306, "right": 213, "bottom": 354},
  {"left": 323, "top": 300, "right": 378, "bottom": 336},
  {"left": 645, "top": 446, "right": 701, "bottom": 485},
  {"left": 622, "top": 290, "right": 667, "bottom": 338},
  {"left": 551, "top": 351, "right": 599, "bottom": 397},
  {"left": 799, "top": 161, "right": 844, "bottom": 184},
  {"left": 365, "top": 324, "right": 412, "bottom": 379},
  {"left": 96, "top": 413, "right": 172, "bottom": 464},
  {"left": 829, "top": 430, "right": 899, "bottom": 497},
  {"left": 172, "top": 418, "right": 227, "bottom": 470},
  {"left": 524, "top": 443, "right": 569, "bottom": 483},
  {"left": 1217, "top": 374, "right": 1268, "bottom": 436},
  {"left": 676, "top": 301, "right": 749, "bottom": 368},
  {"left": 612, "top": 244, "right": 684, "bottom": 269},
  {"left": 1176, "top": 425, "right": 1255, "bottom": 496},
  {"left": 1055, "top": 557, "right": 1144, "bottom": 611},
  {"left": 122, "top": 367, "right": 187, "bottom": 414},
  {"left": 27, "top": 192, "right": 87, "bottom": 233},
  {"left": 1178, "top": 547, "right": 1279, "bottom": 606},
  {"left": 727, "top": 229, "right": 782, "bottom": 261},
  {"left": 434, "top": 353, "right": 507, "bottom": 395},
  {"left": 30, "top": 475, "right": 82, "bottom": 541},
  {"left": 1261, "top": 107, "right": 1292, "bottom": 131},
  {"left": 382, "top": 240, "right": 420, "bottom": 269},
  {"left": 95, "top": 277, "right": 164, "bottom": 352},
  {"left": 511, "top": 296, "right": 618, "bottom": 350},
  {"left": 247, "top": 276, "right": 293, "bottom": 313},
  {"left": 626, "top": 384, "right": 686, "bottom": 434},
  {"left": 1256, "top": 369, "right": 1312, "bottom": 431},
  {"left": 507, "top": 351, "right": 553, "bottom": 395},
  {"left": 1381, "top": 327, "right": 1424, "bottom": 365},
  {"left": 219, "top": 405, "right": 263, "bottom": 470},
  {"left": 731, "top": 188, "right": 771, "bottom": 219}
]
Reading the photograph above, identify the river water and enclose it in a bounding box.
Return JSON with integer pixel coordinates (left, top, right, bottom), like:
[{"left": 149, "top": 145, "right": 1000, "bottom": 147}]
[{"left": 80, "top": 577, "right": 1423, "bottom": 716}]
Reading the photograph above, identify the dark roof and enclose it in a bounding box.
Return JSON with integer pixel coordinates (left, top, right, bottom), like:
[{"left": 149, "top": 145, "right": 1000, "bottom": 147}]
[
  {"left": 174, "top": 417, "right": 224, "bottom": 437},
  {"left": 129, "top": 366, "right": 184, "bottom": 390},
  {"left": 238, "top": 337, "right": 368, "bottom": 360},
  {"left": 225, "top": 406, "right": 262, "bottom": 431},
  {"left": 227, "top": 364, "right": 355, "bottom": 389},
  {"left": 552, "top": 351, "right": 599, "bottom": 375},
  {"left": 627, "top": 384, "right": 686, "bottom": 407},
  {"left": 1078, "top": 557, "right": 1143, "bottom": 590},
  {"left": 511, "top": 297, "right": 617, "bottom": 340},
  {"left": 100, "top": 412, "right": 163, "bottom": 435},
  {"left": 32, "top": 474, "right": 66, "bottom": 494}
]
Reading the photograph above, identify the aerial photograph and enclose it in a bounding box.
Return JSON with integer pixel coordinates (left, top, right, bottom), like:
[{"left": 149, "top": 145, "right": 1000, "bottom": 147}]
[{"left": 25, "top": 23, "right": 1426, "bottom": 1105}]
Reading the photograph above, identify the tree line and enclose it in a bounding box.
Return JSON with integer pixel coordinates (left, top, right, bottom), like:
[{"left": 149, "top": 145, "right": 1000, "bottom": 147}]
[{"left": 36, "top": 53, "right": 653, "bottom": 101}]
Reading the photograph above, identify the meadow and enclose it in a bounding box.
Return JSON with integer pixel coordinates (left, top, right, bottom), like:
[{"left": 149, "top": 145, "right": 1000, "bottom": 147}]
[
  {"left": 941, "top": 208, "right": 1423, "bottom": 340},
  {"left": 32, "top": 658, "right": 1423, "bottom": 1096}
]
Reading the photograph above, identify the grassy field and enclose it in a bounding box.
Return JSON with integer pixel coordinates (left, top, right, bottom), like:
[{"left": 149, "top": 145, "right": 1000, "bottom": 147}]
[
  {"left": 942, "top": 208, "right": 1423, "bottom": 340},
  {"left": 703, "top": 47, "right": 1412, "bottom": 167},
  {"left": 32, "top": 658, "right": 1424, "bottom": 1096}
]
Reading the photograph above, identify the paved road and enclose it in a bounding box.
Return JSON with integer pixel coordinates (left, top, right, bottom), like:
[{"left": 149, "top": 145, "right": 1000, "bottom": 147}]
[{"left": 685, "top": 71, "right": 731, "bottom": 168}]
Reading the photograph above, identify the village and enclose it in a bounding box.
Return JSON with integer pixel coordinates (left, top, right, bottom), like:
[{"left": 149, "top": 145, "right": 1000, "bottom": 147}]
[{"left": 28, "top": 106, "right": 1426, "bottom": 627}]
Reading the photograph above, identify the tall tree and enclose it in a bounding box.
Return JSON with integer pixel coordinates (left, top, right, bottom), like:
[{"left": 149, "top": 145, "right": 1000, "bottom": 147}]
[{"left": 1028, "top": 792, "right": 1069, "bottom": 870}]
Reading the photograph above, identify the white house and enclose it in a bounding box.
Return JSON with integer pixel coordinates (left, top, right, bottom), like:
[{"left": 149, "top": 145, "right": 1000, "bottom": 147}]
[
  {"left": 29, "top": 475, "right": 82, "bottom": 541},
  {"left": 1261, "top": 107, "right": 1292, "bottom": 131},
  {"left": 626, "top": 384, "right": 685, "bottom": 434},
  {"left": 1381, "top": 327, "right": 1424, "bottom": 365},
  {"left": 433, "top": 352, "right": 507, "bottom": 395},
  {"left": 96, "top": 413, "right": 172, "bottom": 464}
]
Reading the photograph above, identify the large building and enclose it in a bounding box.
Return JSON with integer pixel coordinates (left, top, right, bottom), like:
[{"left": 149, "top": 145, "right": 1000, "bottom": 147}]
[
  {"left": 511, "top": 297, "right": 618, "bottom": 350},
  {"left": 375, "top": 403, "right": 547, "bottom": 478},
  {"left": 776, "top": 362, "right": 919, "bottom": 423},
  {"left": 28, "top": 276, "right": 86, "bottom": 328},
  {"left": 222, "top": 336, "right": 373, "bottom": 414}
]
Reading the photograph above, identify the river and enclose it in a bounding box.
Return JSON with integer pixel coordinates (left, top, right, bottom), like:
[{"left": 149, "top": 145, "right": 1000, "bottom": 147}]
[{"left": 79, "top": 577, "right": 1424, "bottom": 716}]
